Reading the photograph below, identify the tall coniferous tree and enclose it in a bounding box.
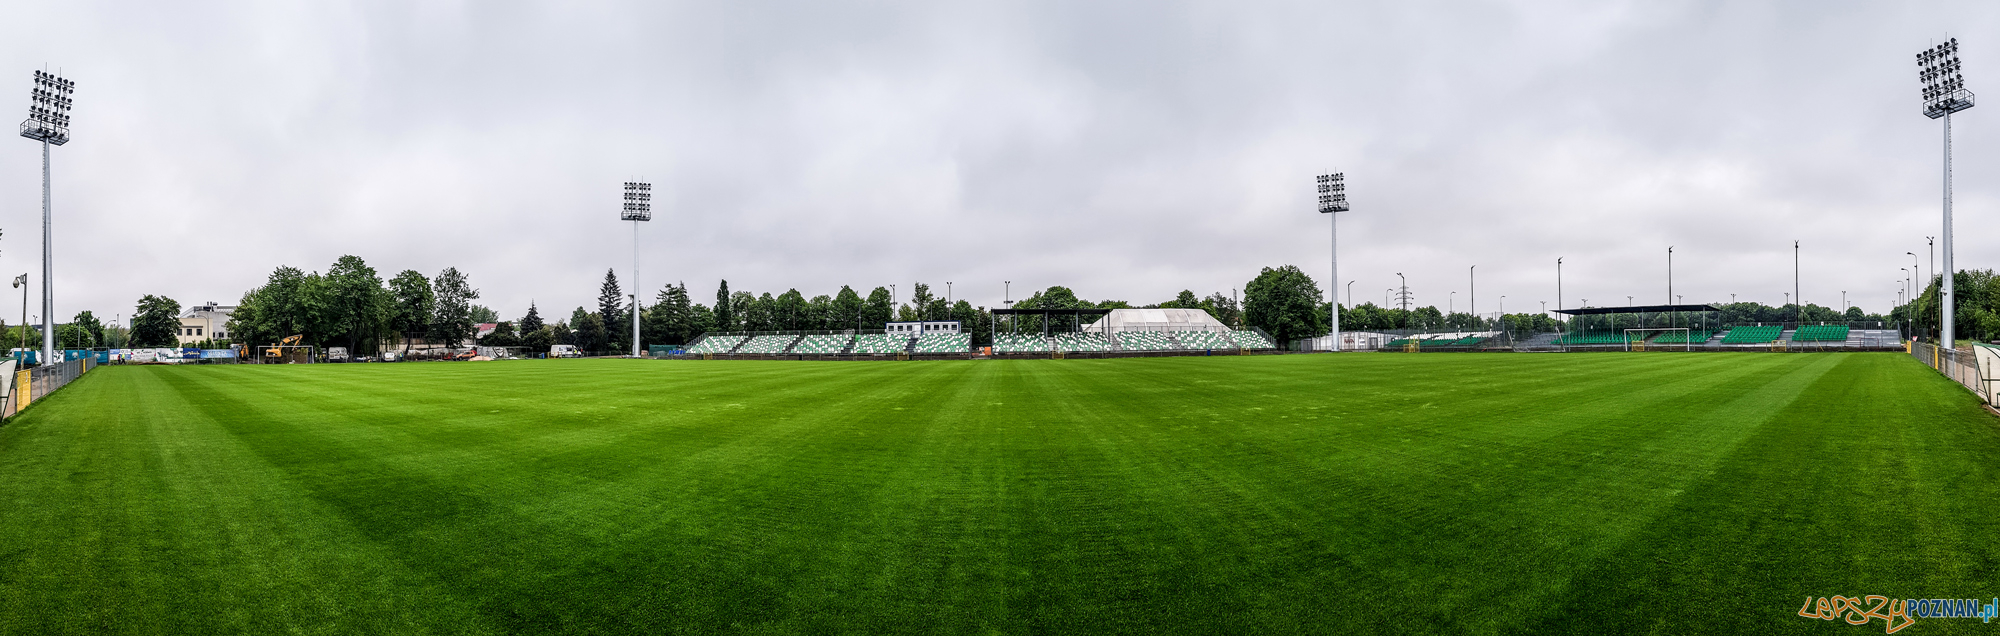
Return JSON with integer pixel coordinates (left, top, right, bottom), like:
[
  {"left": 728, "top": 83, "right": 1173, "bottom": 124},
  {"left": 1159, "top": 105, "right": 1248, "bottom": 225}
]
[
  {"left": 598, "top": 269, "right": 627, "bottom": 350},
  {"left": 714, "top": 280, "right": 733, "bottom": 332},
  {"left": 520, "top": 302, "right": 544, "bottom": 334}
]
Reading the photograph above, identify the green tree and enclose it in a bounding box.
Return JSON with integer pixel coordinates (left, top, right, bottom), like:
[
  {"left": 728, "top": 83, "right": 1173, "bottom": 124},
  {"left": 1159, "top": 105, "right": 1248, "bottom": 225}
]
[
  {"left": 520, "top": 302, "right": 544, "bottom": 334},
  {"left": 1244, "top": 265, "right": 1325, "bottom": 346},
  {"left": 832, "top": 286, "right": 863, "bottom": 331},
  {"left": 60, "top": 310, "right": 104, "bottom": 349},
  {"left": 228, "top": 266, "right": 319, "bottom": 346},
  {"left": 428, "top": 267, "right": 478, "bottom": 351},
  {"left": 1160, "top": 290, "right": 1201, "bottom": 308},
  {"left": 597, "top": 269, "right": 626, "bottom": 350},
  {"left": 131, "top": 295, "right": 182, "bottom": 347},
  {"left": 521, "top": 325, "right": 554, "bottom": 353},
  {"left": 480, "top": 321, "right": 520, "bottom": 347},
  {"left": 714, "top": 280, "right": 733, "bottom": 331},
  {"left": 388, "top": 269, "right": 433, "bottom": 355},
  {"left": 326, "top": 255, "right": 390, "bottom": 355},
  {"left": 575, "top": 312, "right": 607, "bottom": 354},
  {"left": 469, "top": 305, "right": 499, "bottom": 324},
  {"left": 863, "top": 287, "right": 893, "bottom": 329},
  {"left": 775, "top": 289, "right": 807, "bottom": 331},
  {"left": 644, "top": 282, "right": 699, "bottom": 346}
]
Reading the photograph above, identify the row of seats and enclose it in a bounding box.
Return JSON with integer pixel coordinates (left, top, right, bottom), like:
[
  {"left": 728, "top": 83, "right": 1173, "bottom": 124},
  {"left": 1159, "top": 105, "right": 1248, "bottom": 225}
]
[
  {"left": 735, "top": 335, "right": 798, "bottom": 354},
  {"left": 914, "top": 333, "right": 972, "bottom": 353},
  {"left": 1651, "top": 330, "right": 1717, "bottom": 344},
  {"left": 687, "top": 330, "right": 1279, "bottom": 355},
  {"left": 1553, "top": 331, "right": 1626, "bottom": 345},
  {"left": 1054, "top": 333, "right": 1113, "bottom": 352},
  {"left": 993, "top": 333, "right": 1048, "bottom": 353},
  {"left": 1792, "top": 325, "right": 1850, "bottom": 342},
  {"left": 687, "top": 334, "right": 745, "bottom": 353},
  {"left": 1228, "top": 331, "right": 1275, "bottom": 349},
  {"left": 850, "top": 334, "right": 908, "bottom": 354},
  {"left": 1177, "top": 331, "right": 1234, "bottom": 350},
  {"left": 792, "top": 334, "right": 852, "bottom": 354},
  {"left": 1722, "top": 325, "right": 1783, "bottom": 344},
  {"left": 1118, "top": 331, "right": 1178, "bottom": 350}
]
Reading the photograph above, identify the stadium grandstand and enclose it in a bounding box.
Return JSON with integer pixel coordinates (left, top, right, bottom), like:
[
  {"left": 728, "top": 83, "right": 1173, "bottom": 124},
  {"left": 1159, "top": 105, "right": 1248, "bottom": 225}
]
[{"left": 663, "top": 306, "right": 1277, "bottom": 358}]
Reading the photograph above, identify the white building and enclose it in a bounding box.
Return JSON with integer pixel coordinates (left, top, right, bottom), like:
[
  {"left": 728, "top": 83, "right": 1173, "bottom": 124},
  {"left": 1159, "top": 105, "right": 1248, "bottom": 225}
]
[
  {"left": 885, "top": 320, "right": 960, "bottom": 336},
  {"left": 178, "top": 302, "right": 236, "bottom": 345}
]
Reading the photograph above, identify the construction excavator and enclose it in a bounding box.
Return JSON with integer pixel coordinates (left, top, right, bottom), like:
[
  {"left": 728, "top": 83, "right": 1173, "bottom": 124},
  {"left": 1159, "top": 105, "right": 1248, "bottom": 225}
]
[{"left": 264, "top": 335, "right": 302, "bottom": 359}]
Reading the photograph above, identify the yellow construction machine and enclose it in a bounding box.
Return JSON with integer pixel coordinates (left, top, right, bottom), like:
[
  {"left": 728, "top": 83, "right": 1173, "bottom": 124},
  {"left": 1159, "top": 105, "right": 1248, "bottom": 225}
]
[{"left": 264, "top": 335, "right": 302, "bottom": 358}]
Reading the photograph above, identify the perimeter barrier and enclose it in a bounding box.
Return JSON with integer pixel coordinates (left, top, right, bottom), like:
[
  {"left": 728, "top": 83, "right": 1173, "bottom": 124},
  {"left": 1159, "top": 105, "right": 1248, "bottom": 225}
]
[
  {"left": 0, "top": 357, "right": 95, "bottom": 420},
  {"left": 1907, "top": 341, "right": 2000, "bottom": 404}
]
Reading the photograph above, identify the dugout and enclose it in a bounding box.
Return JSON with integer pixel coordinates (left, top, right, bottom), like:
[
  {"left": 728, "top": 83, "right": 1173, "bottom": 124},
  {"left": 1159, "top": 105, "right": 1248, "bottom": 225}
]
[
  {"left": 990, "top": 307, "right": 1113, "bottom": 341},
  {"left": 1551, "top": 303, "right": 1720, "bottom": 350}
]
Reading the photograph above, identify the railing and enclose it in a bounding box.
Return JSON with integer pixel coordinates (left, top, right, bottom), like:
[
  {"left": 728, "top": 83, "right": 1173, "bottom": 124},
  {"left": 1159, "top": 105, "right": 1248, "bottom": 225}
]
[
  {"left": 2, "top": 357, "right": 95, "bottom": 420},
  {"left": 1910, "top": 341, "right": 2000, "bottom": 403}
]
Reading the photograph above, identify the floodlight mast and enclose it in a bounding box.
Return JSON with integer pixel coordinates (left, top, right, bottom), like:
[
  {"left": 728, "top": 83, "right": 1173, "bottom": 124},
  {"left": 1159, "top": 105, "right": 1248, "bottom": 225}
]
[
  {"left": 20, "top": 70, "right": 73, "bottom": 366},
  {"left": 1918, "top": 38, "right": 1973, "bottom": 353},
  {"left": 1317, "top": 173, "right": 1348, "bottom": 351},
  {"left": 622, "top": 181, "right": 652, "bottom": 357}
]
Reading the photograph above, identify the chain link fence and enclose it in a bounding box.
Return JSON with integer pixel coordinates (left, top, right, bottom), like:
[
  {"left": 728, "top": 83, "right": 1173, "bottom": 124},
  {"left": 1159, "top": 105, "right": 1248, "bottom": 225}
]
[
  {"left": 1, "top": 356, "right": 95, "bottom": 420},
  {"left": 1909, "top": 341, "right": 2000, "bottom": 403}
]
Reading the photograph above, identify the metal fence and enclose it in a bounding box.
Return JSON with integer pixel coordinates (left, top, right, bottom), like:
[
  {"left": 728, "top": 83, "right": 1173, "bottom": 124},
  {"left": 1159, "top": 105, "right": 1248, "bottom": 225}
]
[
  {"left": 2, "top": 357, "right": 95, "bottom": 420},
  {"left": 1909, "top": 341, "right": 2000, "bottom": 403}
]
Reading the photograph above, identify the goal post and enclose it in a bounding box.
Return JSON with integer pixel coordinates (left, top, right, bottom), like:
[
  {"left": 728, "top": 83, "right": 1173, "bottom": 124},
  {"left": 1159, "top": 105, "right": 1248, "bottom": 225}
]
[
  {"left": 258, "top": 345, "right": 315, "bottom": 364},
  {"left": 1623, "top": 328, "right": 1694, "bottom": 352}
]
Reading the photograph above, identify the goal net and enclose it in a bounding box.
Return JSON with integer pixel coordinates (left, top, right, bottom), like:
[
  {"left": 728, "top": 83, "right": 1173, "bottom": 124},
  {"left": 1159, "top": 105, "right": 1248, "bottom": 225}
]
[
  {"left": 259, "top": 345, "right": 315, "bottom": 364},
  {"left": 1622, "top": 328, "right": 1693, "bottom": 352}
]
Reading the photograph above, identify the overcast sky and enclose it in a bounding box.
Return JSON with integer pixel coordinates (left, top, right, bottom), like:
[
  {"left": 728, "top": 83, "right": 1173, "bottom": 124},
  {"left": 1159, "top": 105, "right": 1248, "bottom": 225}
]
[{"left": 1, "top": 1, "right": 1994, "bottom": 325}]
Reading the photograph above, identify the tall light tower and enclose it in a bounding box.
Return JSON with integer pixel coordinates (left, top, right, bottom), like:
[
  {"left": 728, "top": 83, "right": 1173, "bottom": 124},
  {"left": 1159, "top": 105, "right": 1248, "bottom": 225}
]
[
  {"left": 1317, "top": 173, "right": 1348, "bottom": 351},
  {"left": 622, "top": 181, "right": 651, "bottom": 357},
  {"left": 20, "top": 70, "right": 74, "bottom": 365},
  {"left": 1918, "top": 38, "right": 1973, "bottom": 351}
]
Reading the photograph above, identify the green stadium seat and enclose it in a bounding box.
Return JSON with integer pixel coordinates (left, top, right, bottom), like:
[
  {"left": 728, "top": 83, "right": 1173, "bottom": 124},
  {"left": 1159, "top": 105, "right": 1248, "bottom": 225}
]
[
  {"left": 1791, "top": 325, "right": 1850, "bottom": 342},
  {"left": 1721, "top": 326, "right": 1783, "bottom": 344},
  {"left": 687, "top": 335, "right": 747, "bottom": 353}
]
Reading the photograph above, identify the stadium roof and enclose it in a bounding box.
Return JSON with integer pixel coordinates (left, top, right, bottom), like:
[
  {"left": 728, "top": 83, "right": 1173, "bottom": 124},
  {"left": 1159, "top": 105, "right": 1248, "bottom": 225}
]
[
  {"left": 990, "top": 307, "right": 1112, "bottom": 316},
  {"left": 1553, "top": 304, "right": 1718, "bottom": 316},
  {"left": 1081, "top": 308, "right": 1229, "bottom": 332}
]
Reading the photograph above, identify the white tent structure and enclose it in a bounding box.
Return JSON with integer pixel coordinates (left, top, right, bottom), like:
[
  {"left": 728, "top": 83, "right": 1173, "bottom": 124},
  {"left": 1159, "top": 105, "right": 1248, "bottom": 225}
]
[{"left": 1081, "top": 308, "right": 1231, "bottom": 333}]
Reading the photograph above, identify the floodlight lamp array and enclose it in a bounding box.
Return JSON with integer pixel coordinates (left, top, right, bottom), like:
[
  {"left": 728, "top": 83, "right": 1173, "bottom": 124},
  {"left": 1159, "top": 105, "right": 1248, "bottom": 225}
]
[
  {"left": 621, "top": 181, "right": 652, "bottom": 221},
  {"left": 1918, "top": 38, "right": 1974, "bottom": 119},
  {"left": 20, "top": 69, "right": 75, "bottom": 145},
  {"left": 1316, "top": 173, "right": 1348, "bottom": 213}
]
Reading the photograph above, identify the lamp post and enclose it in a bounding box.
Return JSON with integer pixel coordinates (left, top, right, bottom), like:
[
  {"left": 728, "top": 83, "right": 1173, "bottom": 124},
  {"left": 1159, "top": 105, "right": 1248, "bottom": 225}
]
[
  {"left": 1468, "top": 265, "right": 1476, "bottom": 326},
  {"left": 1917, "top": 38, "right": 1973, "bottom": 351},
  {"left": 1317, "top": 173, "right": 1349, "bottom": 351},
  {"left": 11, "top": 274, "right": 25, "bottom": 360},
  {"left": 1793, "top": 240, "right": 1800, "bottom": 322},
  {"left": 1556, "top": 257, "right": 1565, "bottom": 334},
  {"left": 1346, "top": 280, "right": 1355, "bottom": 310},
  {"left": 1928, "top": 237, "right": 1936, "bottom": 338},
  {"left": 621, "top": 181, "right": 651, "bottom": 357},
  {"left": 20, "top": 69, "right": 74, "bottom": 365}
]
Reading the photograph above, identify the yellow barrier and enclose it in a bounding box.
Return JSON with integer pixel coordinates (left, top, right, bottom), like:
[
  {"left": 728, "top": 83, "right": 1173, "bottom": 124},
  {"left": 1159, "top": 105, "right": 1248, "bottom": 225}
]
[{"left": 13, "top": 370, "right": 27, "bottom": 409}]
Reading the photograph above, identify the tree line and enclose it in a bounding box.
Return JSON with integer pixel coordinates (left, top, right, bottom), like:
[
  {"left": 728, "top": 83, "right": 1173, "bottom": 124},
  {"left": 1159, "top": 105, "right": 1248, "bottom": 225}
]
[{"left": 91, "top": 257, "right": 1919, "bottom": 356}]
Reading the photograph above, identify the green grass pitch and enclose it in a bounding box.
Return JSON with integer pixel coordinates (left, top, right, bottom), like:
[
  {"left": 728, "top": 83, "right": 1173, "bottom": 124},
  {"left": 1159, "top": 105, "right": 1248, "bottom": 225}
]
[{"left": 0, "top": 353, "right": 1995, "bottom": 634}]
